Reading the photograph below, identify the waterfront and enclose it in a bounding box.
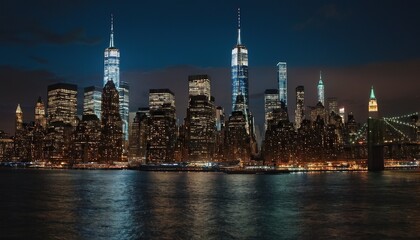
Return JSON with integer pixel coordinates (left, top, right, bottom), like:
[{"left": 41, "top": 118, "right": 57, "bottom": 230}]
[{"left": 1, "top": 169, "right": 420, "bottom": 239}]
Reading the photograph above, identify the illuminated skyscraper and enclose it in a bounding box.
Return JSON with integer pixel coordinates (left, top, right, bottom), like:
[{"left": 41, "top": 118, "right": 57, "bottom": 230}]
[
  {"left": 327, "top": 97, "right": 338, "bottom": 114},
  {"left": 186, "top": 75, "right": 216, "bottom": 162},
  {"left": 147, "top": 89, "right": 176, "bottom": 163},
  {"left": 318, "top": 71, "right": 325, "bottom": 106},
  {"left": 83, "top": 86, "right": 102, "bottom": 119},
  {"left": 34, "top": 97, "right": 46, "bottom": 128},
  {"left": 104, "top": 15, "right": 120, "bottom": 88},
  {"left": 277, "top": 62, "right": 287, "bottom": 106},
  {"left": 47, "top": 83, "right": 78, "bottom": 126},
  {"left": 119, "top": 81, "right": 129, "bottom": 142},
  {"left": 264, "top": 89, "right": 280, "bottom": 131},
  {"left": 103, "top": 15, "right": 129, "bottom": 143},
  {"left": 189, "top": 75, "right": 211, "bottom": 100},
  {"left": 339, "top": 107, "right": 345, "bottom": 124},
  {"left": 15, "top": 104, "right": 23, "bottom": 133},
  {"left": 231, "top": 8, "right": 249, "bottom": 114},
  {"left": 368, "top": 86, "right": 378, "bottom": 119},
  {"left": 100, "top": 80, "right": 122, "bottom": 163},
  {"left": 295, "top": 86, "right": 305, "bottom": 130}
]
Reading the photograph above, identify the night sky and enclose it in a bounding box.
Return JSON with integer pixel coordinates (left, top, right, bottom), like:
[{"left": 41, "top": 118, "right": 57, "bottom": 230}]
[{"left": 1, "top": 0, "right": 419, "bottom": 135}]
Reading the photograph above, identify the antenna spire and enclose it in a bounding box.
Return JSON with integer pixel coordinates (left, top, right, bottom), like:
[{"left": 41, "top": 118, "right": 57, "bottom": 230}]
[
  {"left": 109, "top": 14, "right": 114, "bottom": 48},
  {"left": 237, "top": 8, "right": 241, "bottom": 45}
]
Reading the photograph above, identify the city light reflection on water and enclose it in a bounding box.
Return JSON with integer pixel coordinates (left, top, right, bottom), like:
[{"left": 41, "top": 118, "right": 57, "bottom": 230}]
[{"left": 1, "top": 169, "right": 420, "bottom": 239}]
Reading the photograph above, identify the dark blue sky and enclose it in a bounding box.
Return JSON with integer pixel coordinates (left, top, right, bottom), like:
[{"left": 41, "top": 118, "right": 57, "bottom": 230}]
[{"left": 1, "top": 0, "right": 419, "bottom": 134}]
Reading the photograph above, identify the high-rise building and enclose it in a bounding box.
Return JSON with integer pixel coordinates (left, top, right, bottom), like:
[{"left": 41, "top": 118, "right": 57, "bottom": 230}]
[
  {"left": 83, "top": 86, "right": 102, "bottom": 119},
  {"left": 327, "top": 97, "right": 338, "bottom": 114},
  {"left": 264, "top": 89, "right": 280, "bottom": 131},
  {"left": 368, "top": 86, "right": 379, "bottom": 119},
  {"left": 339, "top": 107, "right": 345, "bottom": 124},
  {"left": 129, "top": 108, "right": 150, "bottom": 163},
  {"left": 277, "top": 62, "right": 287, "bottom": 106},
  {"left": 231, "top": 8, "right": 249, "bottom": 114},
  {"left": 147, "top": 89, "right": 176, "bottom": 163},
  {"left": 47, "top": 83, "right": 78, "bottom": 126},
  {"left": 15, "top": 104, "right": 23, "bottom": 133},
  {"left": 104, "top": 15, "right": 120, "bottom": 88},
  {"left": 103, "top": 15, "right": 129, "bottom": 144},
  {"left": 295, "top": 86, "right": 305, "bottom": 130},
  {"left": 226, "top": 111, "right": 250, "bottom": 162},
  {"left": 186, "top": 75, "right": 216, "bottom": 162},
  {"left": 119, "top": 81, "right": 129, "bottom": 142},
  {"left": 189, "top": 75, "right": 211, "bottom": 100},
  {"left": 318, "top": 71, "right": 325, "bottom": 106},
  {"left": 34, "top": 97, "right": 47, "bottom": 128},
  {"left": 99, "top": 80, "right": 122, "bottom": 163}
]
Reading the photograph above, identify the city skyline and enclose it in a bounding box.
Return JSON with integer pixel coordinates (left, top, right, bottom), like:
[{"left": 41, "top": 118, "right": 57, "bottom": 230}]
[{"left": 1, "top": 0, "right": 420, "bottom": 134}]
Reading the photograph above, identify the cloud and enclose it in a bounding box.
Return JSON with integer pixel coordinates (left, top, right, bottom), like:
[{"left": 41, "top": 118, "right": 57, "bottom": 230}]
[{"left": 0, "top": 21, "right": 102, "bottom": 45}]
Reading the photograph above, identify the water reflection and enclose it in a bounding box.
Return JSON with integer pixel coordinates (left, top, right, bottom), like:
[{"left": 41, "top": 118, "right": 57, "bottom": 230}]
[{"left": 1, "top": 170, "right": 420, "bottom": 239}]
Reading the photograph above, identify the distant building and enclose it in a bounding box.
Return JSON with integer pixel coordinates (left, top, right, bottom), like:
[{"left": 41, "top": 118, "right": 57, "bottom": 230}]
[
  {"left": 231, "top": 8, "right": 249, "bottom": 114},
  {"left": 147, "top": 89, "right": 176, "bottom": 163},
  {"left": 368, "top": 86, "right": 379, "bottom": 119},
  {"left": 317, "top": 71, "right": 325, "bottom": 106},
  {"left": 129, "top": 108, "right": 149, "bottom": 163},
  {"left": 264, "top": 89, "right": 280, "bottom": 131},
  {"left": 34, "top": 97, "right": 47, "bottom": 129},
  {"left": 72, "top": 114, "right": 101, "bottom": 163},
  {"left": 99, "top": 80, "right": 122, "bottom": 163},
  {"left": 295, "top": 86, "right": 305, "bottom": 130},
  {"left": 327, "top": 97, "right": 338, "bottom": 115},
  {"left": 83, "top": 86, "right": 102, "bottom": 119},
  {"left": 225, "top": 111, "right": 250, "bottom": 162},
  {"left": 47, "top": 83, "right": 78, "bottom": 126},
  {"left": 277, "top": 62, "right": 287, "bottom": 106},
  {"left": 15, "top": 104, "right": 23, "bottom": 133},
  {"left": 103, "top": 15, "right": 129, "bottom": 144},
  {"left": 185, "top": 75, "right": 216, "bottom": 162}
]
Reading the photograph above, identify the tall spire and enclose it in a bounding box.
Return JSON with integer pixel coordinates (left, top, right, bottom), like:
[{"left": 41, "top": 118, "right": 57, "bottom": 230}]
[
  {"left": 16, "top": 104, "right": 22, "bottom": 114},
  {"left": 109, "top": 14, "right": 114, "bottom": 48},
  {"left": 237, "top": 8, "right": 241, "bottom": 45},
  {"left": 319, "top": 71, "right": 323, "bottom": 83},
  {"left": 370, "top": 86, "right": 376, "bottom": 99}
]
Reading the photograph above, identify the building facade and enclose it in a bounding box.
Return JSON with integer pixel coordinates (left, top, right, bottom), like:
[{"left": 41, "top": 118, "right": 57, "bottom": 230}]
[
  {"left": 295, "top": 86, "right": 305, "bottom": 130},
  {"left": 47, "top": 83, "right": 78, "bottom": 126},
  {"left": 99, "top": 80, "right": 123, "bottom": 163},
  {"left": 277, "top": 62, "right": 287, "bottom": 106},
  {"left": 83, "top": 86, "right": 102, "bottom": 119}
]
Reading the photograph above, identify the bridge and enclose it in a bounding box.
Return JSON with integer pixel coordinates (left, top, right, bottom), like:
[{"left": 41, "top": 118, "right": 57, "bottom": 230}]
[{"left": 350, "top": 112, "right": 419, "bottom": 170}]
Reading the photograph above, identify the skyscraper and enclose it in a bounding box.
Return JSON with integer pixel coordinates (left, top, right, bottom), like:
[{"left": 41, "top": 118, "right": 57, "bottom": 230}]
[
  {"left": 47, "top": 83, "right": 78, "bottom": 126},
  {"left": 34, "top": 97, "right": 46, "bottom": 128},
  {"left": 103, "top": 15, "right": 129, "bottom": 143},
  {"left": 368, "top": 86, "right": 378, "bottom": 119},
  {"left": 327, "top": 97, "right": 338, "bottom": 114},
  {"left": 264, "top": 89, "right": 280, "bottom": 131},
  {"left": 100, "top": 80, "right": 122, "bottom": 163},
  {"left": 104, "top": 15, "right": 120, "bottom": 88},
  {"left": 231, "top": 8, "right": 249, "bottom": 113},
  {"left": 186, "top": 75, "right": 216, "bottom": 162},
  {"left": 318, "top": 71, "right": 325, "bottom": 106},
  {"left": 277, "top": 62, "right": 287, "bottom": 106},
  {"left": 83, "top": 86, "right": 102, "bottom": 119},
  {"left": 147, "top": 89, "right": 177, "bottom": 163},
  {"left": 15, "top": 104, "right": 23, "bottom": 133},
  {"left": 189, "top": 75, "right": 211, "bottom": 100},
  {"left": 295, "top": 86, "right": 305, "bottom": 130},
  {"left": 119, "top": 81, "right": 129, "bottom": 142}
]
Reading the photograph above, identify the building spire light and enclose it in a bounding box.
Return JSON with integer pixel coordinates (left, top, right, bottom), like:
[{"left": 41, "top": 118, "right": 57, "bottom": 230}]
[
  {"left": 237, "top": 8, "right": 241, "bottom": 45},
  {"left": 109, "top": 14, "right": 114, "bottom": 48}
]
